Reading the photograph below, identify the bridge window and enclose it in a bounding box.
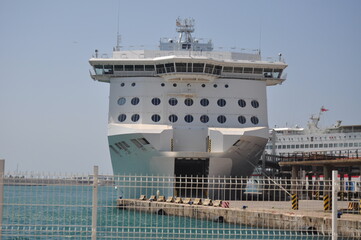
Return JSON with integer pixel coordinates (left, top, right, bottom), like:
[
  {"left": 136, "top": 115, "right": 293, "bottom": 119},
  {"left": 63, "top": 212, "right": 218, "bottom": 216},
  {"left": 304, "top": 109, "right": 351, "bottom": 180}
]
[
  {"left": 244, "top": 68, "right": 253, "bottom": 74},
  {"left": 104, "top": 65, "right": 113, "bottom": 74},
  {"left": 187, "top": 63, "right": 193, "bottom": 72},
  {"left": 193, "top": 63, "right": 204, "bottom": 73},
  {"left": 254, "top": 68, "right": 262, "bottom": 74},
  {"left": 94, "top": 65, "right": 103, "bottom": 74},
  {"left": 145, "top": 65, "right": 155, "bottom": 71},
  {"left": 223, "top": 66, "right": 233, "bottom": 73},
  {"left": 175, "top": 63, "right": 187, "bottom": 72},
  {"left": 135, "top": 65, "right": 144, "bottom": 71},
  {"left": 156, "top": 64, "right": 166, "bottom": 74},
  {"left": 205, "top": 64, "right": 214, "bottom": 74},
  {"left": 114, "top": 65, "right": 123, "bottom": 71},
  {"left": 124, "top": 65, "right": 134, "bottom": 71},
  {"left": 263, "top": 68, "right": 272, "bottom": 78},
  {"left": 234, "top": 67, "right": 243, "bottom": 73},
  {"left": 213, "top": 65, "right": 222, "bottom": 75},
  {"left": 273, "top": 69, "right": 282, "bottom": 78},
  {"left": 165, "top": 63, "right": 175, "bottom": 73}
]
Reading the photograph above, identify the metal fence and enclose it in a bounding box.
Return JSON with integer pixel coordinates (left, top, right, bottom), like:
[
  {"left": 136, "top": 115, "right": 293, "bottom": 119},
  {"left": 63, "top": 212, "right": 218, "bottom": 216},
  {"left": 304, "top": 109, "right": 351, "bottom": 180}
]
[{"left": 1, "top": 167, "right": 361, "bottom": 239}]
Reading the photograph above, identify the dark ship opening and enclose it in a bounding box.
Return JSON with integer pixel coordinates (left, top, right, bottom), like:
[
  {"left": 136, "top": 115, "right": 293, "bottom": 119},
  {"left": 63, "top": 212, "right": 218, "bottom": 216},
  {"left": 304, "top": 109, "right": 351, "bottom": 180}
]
[{"left": 174, "top": 158, "right": 209, "bottom": 198}]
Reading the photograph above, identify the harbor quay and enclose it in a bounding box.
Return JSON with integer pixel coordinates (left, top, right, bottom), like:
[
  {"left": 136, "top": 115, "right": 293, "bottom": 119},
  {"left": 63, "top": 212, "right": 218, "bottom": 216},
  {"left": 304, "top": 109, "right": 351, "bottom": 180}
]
[{"left": 117, "top": 198, "right": 361, "bottom": 238}]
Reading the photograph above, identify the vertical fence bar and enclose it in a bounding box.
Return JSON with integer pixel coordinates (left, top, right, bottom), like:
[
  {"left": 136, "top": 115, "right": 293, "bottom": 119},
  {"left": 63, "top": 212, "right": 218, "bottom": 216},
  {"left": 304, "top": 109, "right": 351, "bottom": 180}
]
[
  {"left": 0, "top": 159, "right": 4, "bottom": 240},
  {"left": 332, "top": 170, "right": 338, "bottom": 240},
  {"left": 91, "top": 166, "right": 99, "bottom": 240}
]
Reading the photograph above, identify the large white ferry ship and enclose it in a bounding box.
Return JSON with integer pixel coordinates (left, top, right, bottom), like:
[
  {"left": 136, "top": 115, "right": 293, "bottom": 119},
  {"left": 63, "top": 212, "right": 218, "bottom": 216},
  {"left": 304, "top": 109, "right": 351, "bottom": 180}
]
[
  {"left": 265, "top": 107, "right": 361, "bottom": 156},
  {"left": 89, "top": 18, "right": 287, "bottom": 178}
]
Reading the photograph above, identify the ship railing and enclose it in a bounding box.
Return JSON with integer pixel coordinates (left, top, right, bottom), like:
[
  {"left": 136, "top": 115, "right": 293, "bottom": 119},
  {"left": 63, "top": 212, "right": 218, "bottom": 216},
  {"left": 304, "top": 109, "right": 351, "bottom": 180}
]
[{"left": 278, "top": 149, "right": 360, "bottom": 162}]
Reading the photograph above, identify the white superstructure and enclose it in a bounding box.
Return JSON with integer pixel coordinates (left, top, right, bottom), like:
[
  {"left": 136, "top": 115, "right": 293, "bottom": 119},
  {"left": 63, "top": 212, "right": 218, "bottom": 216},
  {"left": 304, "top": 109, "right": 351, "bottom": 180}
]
[
  {"left": 89, "top": 18, "right": 287, "bottom": 179},
  {"left": 265, "top": 107, "right": 361, "bottom": 156}
]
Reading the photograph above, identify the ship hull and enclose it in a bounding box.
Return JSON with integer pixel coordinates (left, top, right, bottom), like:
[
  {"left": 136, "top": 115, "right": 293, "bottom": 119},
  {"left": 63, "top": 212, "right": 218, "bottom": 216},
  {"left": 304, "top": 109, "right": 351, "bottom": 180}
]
[{"left": 109, "top": 129, "right": 267, "bottom": 199}]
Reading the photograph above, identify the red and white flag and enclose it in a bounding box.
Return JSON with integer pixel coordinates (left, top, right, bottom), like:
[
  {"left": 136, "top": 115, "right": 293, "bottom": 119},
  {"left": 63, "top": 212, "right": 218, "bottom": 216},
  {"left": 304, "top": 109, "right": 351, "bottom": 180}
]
[{"left": 321, "top": 107, "right": 329, "bottom": 112}]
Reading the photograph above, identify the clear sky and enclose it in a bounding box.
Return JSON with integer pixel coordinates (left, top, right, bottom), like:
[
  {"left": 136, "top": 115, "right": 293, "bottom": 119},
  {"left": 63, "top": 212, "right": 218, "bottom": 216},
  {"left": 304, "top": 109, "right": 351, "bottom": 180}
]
[{"left": 1, "top": 0, "right": 360, "bottom": 174}]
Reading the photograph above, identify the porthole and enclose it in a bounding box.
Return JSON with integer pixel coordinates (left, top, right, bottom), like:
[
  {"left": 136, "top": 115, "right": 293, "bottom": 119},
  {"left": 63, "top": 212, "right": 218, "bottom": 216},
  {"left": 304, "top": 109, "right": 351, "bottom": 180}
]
[
  {"left": 169, "top": 98, "right": 178, "bottom": 106},
  {"left": 169, "top": 114, "right": 178, "bottom": 123},
  {"left": 201, "top": 84, "right": 206, "bottom": 88},
  {"left": 173, "top": 83, "right": 177, "bottom": 87},
  {"left": 152, "top": 97, "right": 161, "bottom": 106},
  {"left": 200, "top": 115, "right": 209, "bottom": 123},
  {"left": 151, "top": 114, "right": 161, "bottom": 122},
  {"left": 184, "top": 98, "right": 193, "bottom": 106},
  {"left": 131, "top": 114, "right": 140, "bottom": 122},
  {"left": 217, "top": 99, "right": 226, "bottom": 107},
  {"left": 238, "top": 99, "right": 246, "bottom": 108},
  {"left": 184, "top": 114, "right": 194, "bottom": 123},
  {"left": 238, "top": 116, "right": 246, "bottom": 124},
  {"left": 225, "top": 84, "right": 229, "bottom": 88},
  {"left": 131, "top": 82, "right": 136, "bottom": 87},
  {"left": 117, "top": 97, "right": 126, "bottom": 105},
  {"left": 251, "top": 116, "right": 259, "bottom": 125},
  {"left": 251, "top": 100, "right": 259, "bottom": 108},
  {"left": 118, "top": 114, "right": 126, "bottom": 122},
  {"left": 161, "top": 83, "right": 165, "bottom": 87},
  {"left": 217, "top": 115, "right": 226, "bottom": 124},
  {"left": 120, "top": 83, "right": 125, "bottom": 87},
  {"left": 200, "top": 98, "right": 209, "bottom": 107},
  {"left": 131, "top": 97, "right": 140, "bottom": 105},
  {"left": 213, "top": 84, "right": 218, "bottom": 88}
]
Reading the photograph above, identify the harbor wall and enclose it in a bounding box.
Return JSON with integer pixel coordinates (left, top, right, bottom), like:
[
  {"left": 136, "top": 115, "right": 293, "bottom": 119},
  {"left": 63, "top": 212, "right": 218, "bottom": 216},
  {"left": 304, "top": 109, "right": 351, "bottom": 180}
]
[{"left": 117, "top": 199, "right": 361, "bottom": 238}]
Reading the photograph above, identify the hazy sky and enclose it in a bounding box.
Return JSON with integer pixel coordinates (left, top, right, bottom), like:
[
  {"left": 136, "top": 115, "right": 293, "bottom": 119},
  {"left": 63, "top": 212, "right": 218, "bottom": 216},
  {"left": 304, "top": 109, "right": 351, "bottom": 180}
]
[{"left": 1, "top": 0, "right": 360, "bottom": 174}]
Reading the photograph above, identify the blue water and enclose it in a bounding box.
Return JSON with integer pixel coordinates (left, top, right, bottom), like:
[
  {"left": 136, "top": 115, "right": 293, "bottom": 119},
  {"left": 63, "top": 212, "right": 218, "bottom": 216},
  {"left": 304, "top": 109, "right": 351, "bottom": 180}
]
[{"left": 2, "top": 185, "right": 333, "bottom": 239}]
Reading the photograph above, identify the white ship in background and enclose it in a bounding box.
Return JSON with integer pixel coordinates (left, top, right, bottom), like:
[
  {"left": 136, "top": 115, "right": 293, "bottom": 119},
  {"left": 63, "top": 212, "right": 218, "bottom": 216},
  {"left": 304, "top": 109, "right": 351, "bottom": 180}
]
[
  {"left": 89, "top": 18, "right": 287, "bottom": 178},
  {"left": 265, "top": 107, "right": 361, "bottom": 156}
]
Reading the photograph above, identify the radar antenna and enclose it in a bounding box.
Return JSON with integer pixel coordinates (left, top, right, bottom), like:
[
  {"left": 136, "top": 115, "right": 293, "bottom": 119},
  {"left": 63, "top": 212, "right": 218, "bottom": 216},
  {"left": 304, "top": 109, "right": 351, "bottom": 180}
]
[
  {"left": 176, "top": 17, "right": 195, "bottom": 46},
  {"left": 114, "top": 0, "right": 122, "bottom": 51}
]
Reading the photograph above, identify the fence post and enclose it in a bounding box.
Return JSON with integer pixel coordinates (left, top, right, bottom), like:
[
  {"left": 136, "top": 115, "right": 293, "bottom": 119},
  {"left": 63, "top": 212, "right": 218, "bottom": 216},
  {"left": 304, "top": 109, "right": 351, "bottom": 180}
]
[
  {"left": 91, "top": 166, "right": 99, "bottom": 240},
  {"left": 0, "top": 159, "right": 4, "bottom": 240},
  {"left": 332, "top": 170, "right": 338, "bottom": 240}
]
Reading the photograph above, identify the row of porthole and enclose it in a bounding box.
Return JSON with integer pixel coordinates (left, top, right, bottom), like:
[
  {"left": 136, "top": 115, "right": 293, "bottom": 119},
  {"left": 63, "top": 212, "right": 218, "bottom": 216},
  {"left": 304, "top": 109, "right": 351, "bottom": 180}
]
[
  {"left": 118, "top": 97, "right": 259, "bottom": 108},
  {"left": 118, "top": 114, "right": 260, "bottom": 125},
  {"left": 120, "top": 82, "right": 229, "bottom": 88}
]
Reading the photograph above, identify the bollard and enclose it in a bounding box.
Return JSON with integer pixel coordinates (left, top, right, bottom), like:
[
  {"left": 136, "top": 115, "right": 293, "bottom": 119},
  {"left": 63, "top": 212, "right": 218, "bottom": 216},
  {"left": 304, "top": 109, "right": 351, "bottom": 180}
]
[
  {"left": 291, "top": 194, "right": 299, "bottom": 210},
  {"left": 323, "top": 195, "right": 331, "bottom": 211},
  {"left": 315, "top": 191, "right": 319, "bottom": 200},
  {"left": 340, "top": 191, "right": 344, "bottom": 201}
]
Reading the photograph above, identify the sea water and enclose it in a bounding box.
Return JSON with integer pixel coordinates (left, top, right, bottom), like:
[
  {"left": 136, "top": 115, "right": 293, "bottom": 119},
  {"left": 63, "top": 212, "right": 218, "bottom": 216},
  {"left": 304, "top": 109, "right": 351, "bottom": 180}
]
[{"left": 2, "top": 185, "right": 332, "bottom": 239}]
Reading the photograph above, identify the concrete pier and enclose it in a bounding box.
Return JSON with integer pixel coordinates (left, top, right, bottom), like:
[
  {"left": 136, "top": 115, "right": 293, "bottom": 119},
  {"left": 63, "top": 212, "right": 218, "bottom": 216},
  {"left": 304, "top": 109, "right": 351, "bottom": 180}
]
[{"left": 117, "top": 199, "right": 361, "bottom": 238}]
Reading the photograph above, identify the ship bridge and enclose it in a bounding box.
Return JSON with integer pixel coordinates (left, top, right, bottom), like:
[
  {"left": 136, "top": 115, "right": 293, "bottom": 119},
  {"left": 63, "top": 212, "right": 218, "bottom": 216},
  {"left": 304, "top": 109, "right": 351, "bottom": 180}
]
[{"left": 89, "top": 55, "right": 287, "bottom": 85}]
